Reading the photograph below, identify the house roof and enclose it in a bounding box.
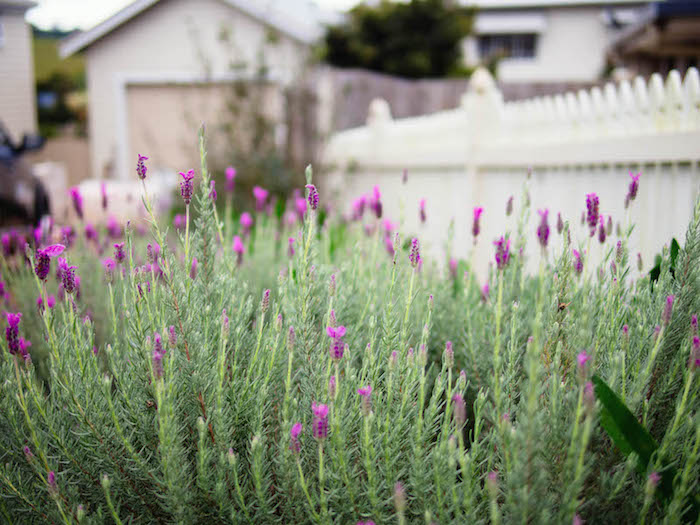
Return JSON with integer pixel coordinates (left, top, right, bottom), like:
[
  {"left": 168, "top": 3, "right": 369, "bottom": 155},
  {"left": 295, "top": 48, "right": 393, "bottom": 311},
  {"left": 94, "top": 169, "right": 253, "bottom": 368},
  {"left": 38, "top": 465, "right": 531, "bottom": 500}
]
[
  {"left": 462, "top": 0, "right": 655, "bottom": 8},
  {"left": 60, "top": 0, "right": 339, "bottom": 58}
]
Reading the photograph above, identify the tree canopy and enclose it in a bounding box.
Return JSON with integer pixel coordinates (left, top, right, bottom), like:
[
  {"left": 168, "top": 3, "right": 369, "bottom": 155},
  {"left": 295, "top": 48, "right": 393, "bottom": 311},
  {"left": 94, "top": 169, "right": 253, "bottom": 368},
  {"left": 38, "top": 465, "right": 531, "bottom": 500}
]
[{"left": 322, "top": 0, "right": 474, "bottom": 79}]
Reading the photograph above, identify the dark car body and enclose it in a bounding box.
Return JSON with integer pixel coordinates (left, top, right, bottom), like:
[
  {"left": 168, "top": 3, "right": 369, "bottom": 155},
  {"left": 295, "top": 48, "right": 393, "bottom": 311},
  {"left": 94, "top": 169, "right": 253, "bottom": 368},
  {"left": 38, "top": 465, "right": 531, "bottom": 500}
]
[{"left": 0, "top": 122, "right": 50, "bottom": 227}]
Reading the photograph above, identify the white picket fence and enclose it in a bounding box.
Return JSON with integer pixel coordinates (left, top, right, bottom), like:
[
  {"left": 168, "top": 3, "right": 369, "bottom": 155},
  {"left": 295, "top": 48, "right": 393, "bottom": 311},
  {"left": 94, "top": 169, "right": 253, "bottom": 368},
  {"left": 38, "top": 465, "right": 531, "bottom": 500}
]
[{"left": 322, "top": 67, "right": 700, "bottom": 279}]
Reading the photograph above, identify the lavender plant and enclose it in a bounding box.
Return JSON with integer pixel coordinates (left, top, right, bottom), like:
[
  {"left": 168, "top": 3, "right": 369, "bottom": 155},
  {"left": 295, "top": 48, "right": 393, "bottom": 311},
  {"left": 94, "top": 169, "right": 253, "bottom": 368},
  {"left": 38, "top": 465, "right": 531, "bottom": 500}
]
[{"left": 1, "top": 133, "right": 698, "bottom": 524}]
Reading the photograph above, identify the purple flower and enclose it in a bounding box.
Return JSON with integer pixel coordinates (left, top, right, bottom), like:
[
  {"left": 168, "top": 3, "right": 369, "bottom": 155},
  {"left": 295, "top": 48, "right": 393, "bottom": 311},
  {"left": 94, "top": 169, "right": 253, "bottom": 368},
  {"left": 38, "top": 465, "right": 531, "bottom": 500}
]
[
  {"left": 169, "top": 325, "right": 177, "bottom": 347},
  {"left": 493, "top": 236, "right": 511, "bottom": 270},
  {"left": 253, "top": 186, "right": 269, "bottom": 212},
  {"left": 577, "top": 351, "right": 590, "bottom": 373},
  {"left": 449, "top": 258, "right": 458, "bottom": 279},
  {"left": 486, "top": 471, "right": 498, "bottom": 492},
  {"left": 69, "top": 186, "right": 83, "bottom": 219},
  {"left": 290, "top": 422, "right": 302, "bottom": 454},
  {"left": 481, "top": 283, "right": 489, "bottom": 302},
  {"left": 370, "top": 186, "right": 383, "bottom": 219},
  {"left": 312, "top": 402, "right": 329, "bottom": 440},
  {"left": 357, "top": 384, "right": 372, "bottom": 416},
  {"left": 351, "top": 195, "right": 367, "bottom": 220},
  {"left": 573, "top": 514, "right": 583, "bottom": 525},
  {"left": 147, "top": 243, "right": 160, "bottom": 265},
  {"left": 691, "top": 314, "right": 698, "bottom": 337},
  {"left": 327, "top": 325, "right": 346, "bottom": 361},
  {"left": 113, "top": 243, "right": 126, "bottom": 264},
  {"left": 305, "top": 184, "right": 319, "bottom": 211},
  {"left": 180, "top": 170, "right": 195, "bottom": 205},
  {"left": 622, "top": 324, "right": 629, "bottom": 337},
  {"left": 444, "top": 341, "right": 454, "bottom": 368},
  {"left": 233, "top": 236, "right": 245, "bottom": 265},
  {"left": 23, "top": 446, "right": 33, "bottom": 461},
  {"left": 190, "top": 257, "right": 198, "bottom": 280},
  {"left": 557, "top": 212, "right": 564, "bottom": 234},
  {"left": 209, "top": 180, "right": 217, "bottom": 202},
  {"left": 625, "top": 172, "right": 640, "bottom": 208},
  {"left": 240, "top": 212, "right": 253, "bottom": 235},
  {"left": 58, "top": 259, "right": 77, "bottom": 295},
  {"left": 174, "top": 214, "right": 185, "bottom": 230},
  {"left": 84, "top": 223, "right": 98, "bottom": 243},
  {"left": 662, "top": 295, "right": 674, "bottom": 326},
  {"left": 598, "top": 217, "right": 606, "bottom": 244},
  {"left": 101, "top": 182, "right": 108, "bottom": 210},
  {"left": 154, "top": 332, "right": 164, "bottom": 355},
  {"left": 225, "top": 166, "right": 236, "bottom": 193},
  {"left": 5, "top": 312, "right": 22, "bottom": 355},
  {"left": 572, "top": 249, "right": 583, "bottom": 275},
  {"left": 586, "top": 193, "right": 599, "bottom": 236},
  {"left": 106, "top": 216, "right": 121, "bottom": 239},
  {"left": 136, "top": 154, "right": 149, "bottom": 180},
  {"left": 261, "top": 289, "right": 270, "bottom": 314},
  {"left": 472, "top": 207, "right": 484, "bottom": 242},
  {"left": 452, "top": 392, "right": 466, "bottom": 427},
  {"left": 35, "top": 244, "right": 65, "bottom": 281},
  {"left": 47, "top": 471, "right": 57, "bottom": 496},
  {"left": 393, "top": 482, "right": 406, "bottom": 512},
  {"left": 152, "top": 348, "right": 163, "bottom": 379},
  {"left": 288, "top": 237, "right": 295, "bottom": 258},
  {"left": 419, "top": 199, "right": 426, "bottom": 223},
  {"left": 648, "top": 471, "right": 661, "bottom": 489},
  {"left": 606, "top": 215, "right": 613, "bottom": 236},
  {"left": 689, "top": 336, "right": 699, "bottom": 371},
  {"left": 505, "top": 196, "right": 513, "bottom": 216},
  {"left": 409, "top": 238, "right": 421, "bottom": 268},
  {"left": 102, "top": 258, "right": 116, "bottom": 282},
  {"left": 536, "top": 209, "right": 550, "bottom": 249}
]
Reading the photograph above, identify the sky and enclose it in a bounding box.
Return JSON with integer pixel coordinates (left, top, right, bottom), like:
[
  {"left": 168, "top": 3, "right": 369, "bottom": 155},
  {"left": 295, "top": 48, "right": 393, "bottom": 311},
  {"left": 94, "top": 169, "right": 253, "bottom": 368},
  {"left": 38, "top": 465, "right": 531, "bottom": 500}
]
[{"left": 26, "top": 0, "right": 365, "bottom": 31}]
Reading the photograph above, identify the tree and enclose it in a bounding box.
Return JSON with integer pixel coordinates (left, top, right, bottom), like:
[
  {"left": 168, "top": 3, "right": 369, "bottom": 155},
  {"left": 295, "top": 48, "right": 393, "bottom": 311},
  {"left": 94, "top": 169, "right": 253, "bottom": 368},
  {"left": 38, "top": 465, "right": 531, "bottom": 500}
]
[{"left": 323, "top": 0, "right": 474, "bottom": 79}]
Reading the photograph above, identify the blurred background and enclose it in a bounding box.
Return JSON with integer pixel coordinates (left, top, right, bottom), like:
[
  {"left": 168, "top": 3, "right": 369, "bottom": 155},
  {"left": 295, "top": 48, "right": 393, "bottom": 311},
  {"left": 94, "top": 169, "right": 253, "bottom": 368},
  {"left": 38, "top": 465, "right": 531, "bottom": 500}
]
[{"left": 1, "top": 0, "right": 699, "bottom": 272}]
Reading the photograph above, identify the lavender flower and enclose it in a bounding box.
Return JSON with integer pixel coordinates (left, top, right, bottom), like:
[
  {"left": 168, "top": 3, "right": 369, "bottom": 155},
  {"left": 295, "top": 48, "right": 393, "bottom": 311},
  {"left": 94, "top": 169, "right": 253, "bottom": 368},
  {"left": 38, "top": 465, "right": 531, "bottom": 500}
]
[
  {"left": 393, "top": 482, "right": 406, "bottom": 513},
  {"left": 606, "top": 215, "right": 613, "bottom": 236},
  {"left": 209, "top": 180, "right": 217, "bottom": 202},
  {"left": 69, "top": 186, "right": 83, "bottom": 219},
  {"left": 537, "top": 209, "right": 550, "bottom": 249},
  {"left": 152, "top": 348, "right": 163, "bottom": 379},
  {"left": 240, "top": 212, "right": 253, "bottom": 235},
  {"left": 472, "top": 207, "right": 484, "bottom": 242},
  {"left": 481, "top": 283, "right": 490, "bottom": 302},
  {"left": 290, "top": 422, "right": 302, "bottom": 454},
  {"left": 625, "top": 172, "right": 640, "bottom": 208},
  {"left": 662, "top": 295, "right": 674, "bottom": 326},
  {"left": 225, "top": 166, "right": 236, "bottom": 193},
  {"left": 180, "top": 170, "right": 195, "bottom": 205},
  {"left": 101, "top": 182, "right": 108, "bottom": 210},
  {"left": 328, "top": 375, "right": 337, "bottom": 398},
  {"left": 305, "top": 184, "right": 319, "bottom": 211},
  {"left": 444, "top": 341, "right": 454, "bottom": 368},
  {"left": 586, "top": 193, "right": 599, "bottom": 236},
  {"left": 486, "top": 471, "right": 498, "bottom": 493},
  {"left": 692, "top": 314, "right": 698, "bottom": 336},
  {"left": 357, "top": 385, "right": 372, "bottom": 416},
  {"left": 637, "top": 252, "right": 643, "bottom": 272},
  {"left": 505, "top": 196, "right": 513, "bottom": 216},
  {"left": 47, "top": 471, "right": 58, "bottom": 496},
  {"left": 102, "top": 258, "right": 116, "bottom": 282},
  {"left": 5, "top": 312, "right": 21, "bottom": 354},
  {"left": 113, "top": 243, "right": 126, "bottom": 264},
  {"left": 154, "top": 332, "right": 164, "bottom": 355},
  {"left": 261, "top": 289, "right": 270, "bottom": 314},
  {"left": 233, "top": 236, "right": 245, "bottom": 265},
  {"left": 647, "top": 471, "right": 661, "bottom": 491},
  {"left": 557, "top": 212, "right": 564, "bottom": 234},
  {"left": 577, "top": 351, "right": 590, "bottom": 377},
  {"left": 190, "top": 257, "right": 198, "bottom": 280},
  {"left": 107, "top": 216, "right": 121, "bottom": 239},
  {"left": 253, "top": 186, "right": 269, "bottom": 212},
  {"left": 571, "top": 248, "right": 583, "bottom": 275},
  {"left": 23, "top": 446, "right": 33, "bottom": 461},
  {"left": 312, "top": 402, "right": 329, "bottom": 440},
  {"left": 35, "top": 244, "right": 65, "bottom": 281},
  {"left": 58, "top": 259, "right": 77, "bottom": 294},
  {"left": 174, "top": 214, "right": 185, "bottom": 230},
  {"left": 493, "top": 236, "right": 511, "bottom": 270},
  {"left": 409, "top": 238, "right": 421, "bottom": 268},
  {"left": 327, "top": 325, "right": 346, "bottom": 362},
  {"left": 370, "top": 186, "right": 382, "bottom": 219},
  {"left": 147, "top": 243, "right": 160, "bottom": 265},
  {"left": 136, "top": 154, "right": 149, "bottom": 180},
  {"left": 583, "top": 381, "right": 595, "bottom": 412},
  {"left": 419, "top": 199, "right": 426, "bottom": 223},
  {"left": 615, "top": 241, "right": 624, "bottom": 264},
  {"left": 84, "top": 223, "right": 98, "bottom": 243},
  {"left": 689, "top": 336, "right": 699, "bottom": 371},
  {"left": 598, "top": 217, "right": 606, "bottom": 244},
  {"left": 351, "top": 195, "right": 366, "bottom": 220},
  {"left": 452, "top": 392, "right": 466, "bottom": 427}
]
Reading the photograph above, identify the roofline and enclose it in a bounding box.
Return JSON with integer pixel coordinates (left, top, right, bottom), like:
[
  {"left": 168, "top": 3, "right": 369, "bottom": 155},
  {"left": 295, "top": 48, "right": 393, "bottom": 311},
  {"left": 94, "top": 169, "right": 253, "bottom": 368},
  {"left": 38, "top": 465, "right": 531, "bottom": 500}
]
[
  {"left": 59, "top": 0, "right": 320, "bottom": 59},
  {"left": 463, "top": 0, "right": 656, "bottom": 8},
  {"left": 0, "top": 0, "right": 37, "bottom": 13}
]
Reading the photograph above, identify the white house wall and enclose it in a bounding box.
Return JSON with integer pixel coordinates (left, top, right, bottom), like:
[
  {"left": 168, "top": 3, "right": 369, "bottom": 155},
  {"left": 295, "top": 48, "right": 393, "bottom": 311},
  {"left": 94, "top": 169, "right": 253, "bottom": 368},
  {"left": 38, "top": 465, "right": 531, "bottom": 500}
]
[
  {"left": 83, "top": 0, "right": 310, "bottom": 180},
  {"left": 0, "top": 9, "right": 36, "bottom": 143}
]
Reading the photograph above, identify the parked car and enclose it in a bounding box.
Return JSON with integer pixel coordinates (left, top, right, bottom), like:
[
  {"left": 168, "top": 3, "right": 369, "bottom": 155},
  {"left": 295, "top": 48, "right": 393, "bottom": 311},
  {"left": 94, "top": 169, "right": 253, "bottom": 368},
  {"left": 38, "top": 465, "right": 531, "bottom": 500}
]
[{"left": 0, "top": 122, "right": 50, "bottom": 227}]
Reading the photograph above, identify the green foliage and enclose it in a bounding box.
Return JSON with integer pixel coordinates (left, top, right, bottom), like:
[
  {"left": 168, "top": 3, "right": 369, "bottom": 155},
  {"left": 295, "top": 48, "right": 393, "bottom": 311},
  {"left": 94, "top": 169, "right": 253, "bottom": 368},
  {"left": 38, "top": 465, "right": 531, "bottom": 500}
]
[
  {"left": 0, "top": 134, "right": 699, "bottom": 523},
  {"left": 323, "top": 0, "right": 474, "bottom": 78}
]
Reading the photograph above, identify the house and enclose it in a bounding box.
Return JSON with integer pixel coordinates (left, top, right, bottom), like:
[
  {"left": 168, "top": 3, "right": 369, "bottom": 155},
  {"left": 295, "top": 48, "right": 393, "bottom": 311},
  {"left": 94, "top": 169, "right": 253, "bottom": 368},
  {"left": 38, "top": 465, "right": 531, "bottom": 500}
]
[
  {"left": 461, "top": 0, "right": 656, "bottom": 85},
  {"left": 608, "top": 0, "right": 700, "bottom": 77},
  {"left": 59, "top": 0, "right": 338, "bottom": 181},
  {"left": 0, "top": 0, "right": 37, "bottom": 143}
]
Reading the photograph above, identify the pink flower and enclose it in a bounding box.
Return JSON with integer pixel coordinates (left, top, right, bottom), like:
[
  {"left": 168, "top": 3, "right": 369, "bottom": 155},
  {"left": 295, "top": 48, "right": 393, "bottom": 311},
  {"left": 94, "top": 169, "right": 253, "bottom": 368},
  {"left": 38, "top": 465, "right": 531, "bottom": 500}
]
[
  {"left": 240, "top": 212, "right": 253, "bottom": 235},
  {"left": 252, "top": 186, "right": 269, "bottom": 211},
  {"left": 225, "top": 166, "right": 236, "bottom": 193},
  {"left": 290, "top": 422, "right": 302, "bottom": 454}
]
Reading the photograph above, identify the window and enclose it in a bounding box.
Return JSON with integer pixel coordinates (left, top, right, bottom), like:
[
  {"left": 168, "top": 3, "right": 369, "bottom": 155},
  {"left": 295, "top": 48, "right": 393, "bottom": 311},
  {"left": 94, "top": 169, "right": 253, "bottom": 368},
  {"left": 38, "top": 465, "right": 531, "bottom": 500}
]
[{"left": 478, "top": 34, "right": 537, "bottom": 60}]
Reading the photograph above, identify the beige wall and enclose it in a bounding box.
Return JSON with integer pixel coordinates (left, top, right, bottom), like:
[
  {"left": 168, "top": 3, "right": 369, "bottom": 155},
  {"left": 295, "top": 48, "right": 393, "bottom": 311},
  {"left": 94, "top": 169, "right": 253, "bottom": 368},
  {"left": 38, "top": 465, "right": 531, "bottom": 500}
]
[
  {"left": 84, "top": 0, "right": 310, "bottom": 181},
  {"left": 0, "top": 8, "right": 37, "bottom": 143}
]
